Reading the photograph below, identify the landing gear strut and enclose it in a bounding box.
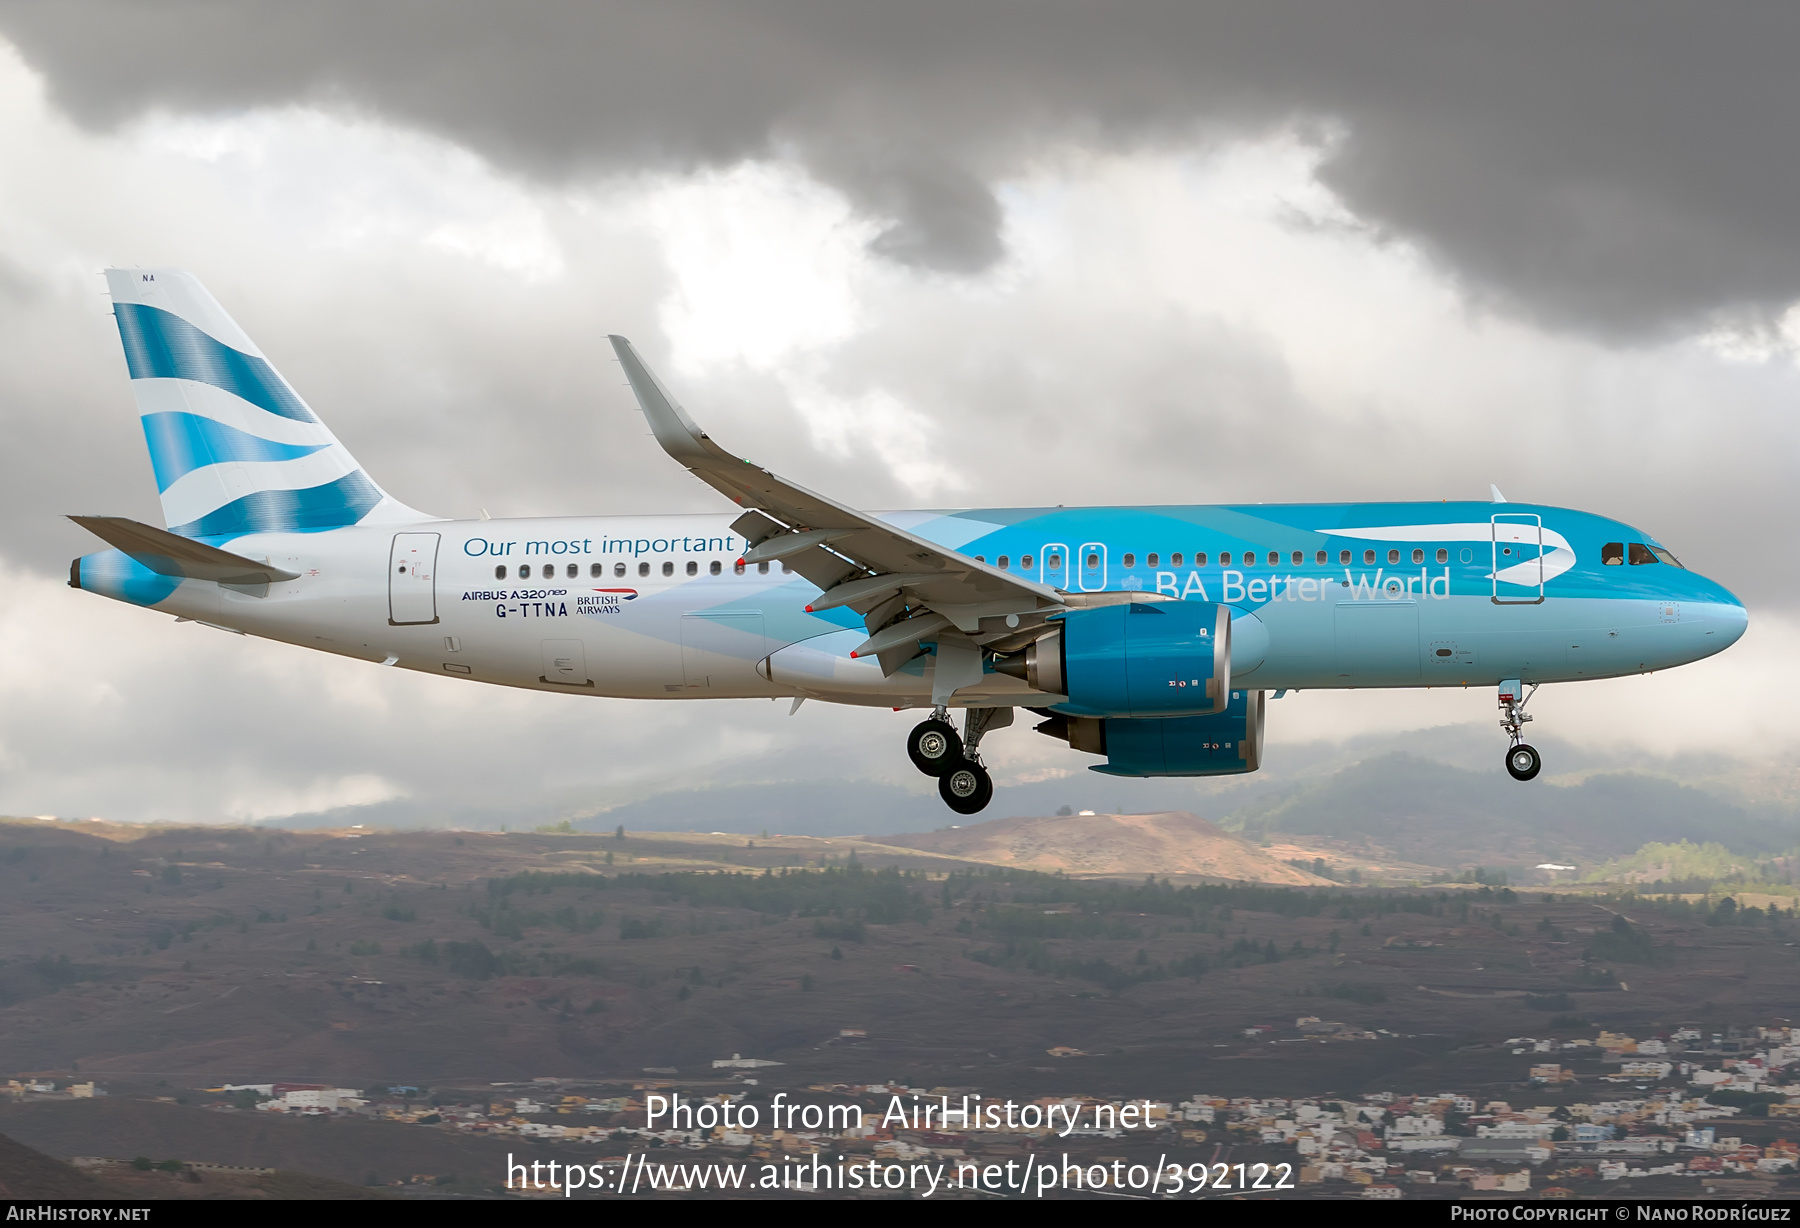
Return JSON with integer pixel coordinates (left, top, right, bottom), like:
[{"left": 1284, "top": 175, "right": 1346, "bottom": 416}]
[
  {"left": 1499, "top": 679, "right": 1541, "bottom": 782},
  {"left": 938, "top": 707, "right": 1010, "bottom": 815}
]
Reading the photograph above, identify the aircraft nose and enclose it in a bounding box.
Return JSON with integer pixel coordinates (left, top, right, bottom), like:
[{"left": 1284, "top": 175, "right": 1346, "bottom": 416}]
[
  {"left": 1691, "top": 588, "right": 1748, "bottom": 658},
  {"left": 1716, "top": 595, "right": 1749, "bottom": 648}
]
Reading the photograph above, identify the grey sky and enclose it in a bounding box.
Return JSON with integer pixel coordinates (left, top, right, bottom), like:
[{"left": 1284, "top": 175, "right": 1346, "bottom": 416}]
[
  {"left": 8, "top": 3, "right": 1800, "bottom": 332},
  {"left": 0, "top": 7, "right": 1795, "bottom": 825}
]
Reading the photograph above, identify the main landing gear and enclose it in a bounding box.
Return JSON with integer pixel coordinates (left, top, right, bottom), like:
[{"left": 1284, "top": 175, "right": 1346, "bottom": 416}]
[
  {"left": 1499, "top": 679, "right": 1542, "bottom": 782},
  {"left": 907, "top": 707, "right": 1009, "bottom": 815}
]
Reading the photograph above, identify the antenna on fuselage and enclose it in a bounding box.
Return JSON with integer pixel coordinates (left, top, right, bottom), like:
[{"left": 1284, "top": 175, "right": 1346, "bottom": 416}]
[{"left": 1490, "top": 484, "right": 1508, "bottom": 504}]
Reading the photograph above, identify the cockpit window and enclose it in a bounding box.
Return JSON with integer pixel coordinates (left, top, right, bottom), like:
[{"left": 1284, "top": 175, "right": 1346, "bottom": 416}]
[
  {"left": 1628, "top": 543, "right": 1658, "bottom": 565},
  {"left": 1602, "top": 542, "right": 1624, "bottom": 566},
  {"left": 1647, "top": 545, "right": 1684, "bottom": 568}
]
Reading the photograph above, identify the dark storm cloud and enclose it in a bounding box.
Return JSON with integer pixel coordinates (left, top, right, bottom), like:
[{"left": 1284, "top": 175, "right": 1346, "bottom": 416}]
[{"left": 6, "top": 2, "right": 1800, "bottom": 333}]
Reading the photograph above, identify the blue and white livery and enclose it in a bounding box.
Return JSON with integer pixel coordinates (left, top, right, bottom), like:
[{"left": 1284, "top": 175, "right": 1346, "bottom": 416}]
[{"left": 70, "top": 270, "right": 1749, "bottom": 813}]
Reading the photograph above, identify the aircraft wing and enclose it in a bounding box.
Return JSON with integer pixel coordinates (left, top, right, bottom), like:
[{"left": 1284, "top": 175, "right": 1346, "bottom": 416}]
[{"left": 609, "top": 335, "right": 1063, "bottom": 674}]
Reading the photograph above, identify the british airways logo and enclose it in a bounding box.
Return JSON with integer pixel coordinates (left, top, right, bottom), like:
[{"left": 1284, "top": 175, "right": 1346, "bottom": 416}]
[{"left": 576, "top": 588, "right": 638, "bottom": 617}]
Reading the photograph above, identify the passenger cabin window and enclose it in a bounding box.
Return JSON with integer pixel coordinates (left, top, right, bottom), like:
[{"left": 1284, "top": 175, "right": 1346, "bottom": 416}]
[
  {"left": 662, "top": 561, "right": 674, "bottom": 577},
  {"left": 1388, "top": 549, "right": 1400, "bottom": 564},
  {"left": 975, "top": 556, "right": 986, "bottom": 564},
  {"left": 709, "top": 560, "right": 721, "bottom": 575},
  {"left": 567, "top": 563, "right": 578, "bottom": 579},
  {"left": 1291, "top": 551, "right": 1302, "bottom": 565},
  {"left": 1147, "top": 553, "right": 1159, "bottom": 568},
  {"left": 1220, "top": 551, "right": 1233, "bottom": 566},
  {"left": 733, "top": 561, "right": 745, "bottom": 575},
  {"left": 685, "top": 561, "right": 697, "bottom": 576},
  {"left": 638, "top": 562, "right": 650, "bottom": 577},
  {"left": 615, "top": 563, "right": 626, "bottom": 577},
  {"left": 1411, "top": 548, "right": 1424, "bottom": 564},
  {"left": 1436, "top": 548, "right": 1448, "bottom": 563},
  {"left": 1047, "top": 553, "right": 1061, "bottom": 569},
  {"left": 1340, "top": 549, "right": 1352, "bottom": 565},
  {"left": 1122, "top": 553, "right": 1136, "bottom": 568},
  {"left": 781, "top": 562, "right": 792, "bottom": 573},
  {"left": 1171, "top": 552, "right": 1183, "bottom": 566},
  {"left": 1602, "top": 542, "right": 1625, "bottom": 565},
  {"left": 1267, "top": 551, "right": 1279, "bottom": 566},
  {"left": 1629, "top": 543, "right": 1659, "bottom": 565},
  {"left": 1021, "top": 554, "right": 1034, "bottom": 569},
  {"left": 1085, "top": 553, "right": 1099, "bottom": 568},
  {"left": 494, "top": 564, "right": 505, "bottom": 580},
  {"left": 997, "top": 555, "right": 1010, "bottom": 570},
  {"left": 1363, "top": 549, "right": 1376, "bottom": 565},
  {"left": 1315, "top": 549, "right": 1327, "bottom": 565},
  {"left": 589, "top": 563, "right": 601, "bottom": 578}
]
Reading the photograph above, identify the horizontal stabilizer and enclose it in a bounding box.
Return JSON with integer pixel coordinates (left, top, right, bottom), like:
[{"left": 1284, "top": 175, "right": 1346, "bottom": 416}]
[{"left": 69, "top": 515, "right": 300, "bottom": 585}]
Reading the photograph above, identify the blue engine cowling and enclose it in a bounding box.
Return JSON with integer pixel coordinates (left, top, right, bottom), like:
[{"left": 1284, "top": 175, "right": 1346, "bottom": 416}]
[
  {"left": 1092, "top": 688, "right": 1266, "bottom": 777},
  {"left": 1024, "top": 599, "right": 1231, "bottom": 718}
]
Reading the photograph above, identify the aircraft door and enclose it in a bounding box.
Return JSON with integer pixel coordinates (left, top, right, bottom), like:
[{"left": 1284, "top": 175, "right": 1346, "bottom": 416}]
[
  {"left": 1077, "top": 542, "right": 1107, "bottom": 592},
  {"left": 1492, "top": 514, "right": 1545, "bottom": 605},
  {"left": 540, "top": 639, "right": 591, "bottom": 686},
  {"left": 388, "top": 532, "right": 440, "bottom": 625},
  {"left": 1040, "top": 543, "right": 1070, "bottom": 590}
]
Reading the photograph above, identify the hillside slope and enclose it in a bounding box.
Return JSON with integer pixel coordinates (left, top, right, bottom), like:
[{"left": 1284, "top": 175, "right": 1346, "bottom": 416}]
[{"left": 867, "top": 811, "right": 1331, "bottom": 883}]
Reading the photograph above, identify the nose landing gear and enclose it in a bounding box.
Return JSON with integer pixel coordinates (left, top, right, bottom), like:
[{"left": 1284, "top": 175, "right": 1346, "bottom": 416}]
[{"left": 1499, "top": 679, "right": 1542, "bottom": 781}]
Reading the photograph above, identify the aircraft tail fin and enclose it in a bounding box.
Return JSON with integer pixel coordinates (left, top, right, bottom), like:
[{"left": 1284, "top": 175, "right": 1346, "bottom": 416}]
[{"left": 103, "top": 268, "right": 431, "bottom": 538}]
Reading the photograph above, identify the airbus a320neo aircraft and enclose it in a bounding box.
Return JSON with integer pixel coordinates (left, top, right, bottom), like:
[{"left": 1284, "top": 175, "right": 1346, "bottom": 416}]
[{"left": 69, "top": 270, "right": 1748, "bottom": 814}]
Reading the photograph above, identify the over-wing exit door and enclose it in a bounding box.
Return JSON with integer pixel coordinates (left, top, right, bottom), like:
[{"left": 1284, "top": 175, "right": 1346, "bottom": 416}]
[
  {"left": 1078, "top": 542, "right": 1107, "bottom": 592},
  {"left": 388, "top": 532, "right": 440, "bottom": 625}
]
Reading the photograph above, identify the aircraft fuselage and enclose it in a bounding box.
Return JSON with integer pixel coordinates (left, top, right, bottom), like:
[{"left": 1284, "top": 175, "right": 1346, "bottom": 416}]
[{"left": 74, "top": 501, "right": 1747, "bottom": 708}]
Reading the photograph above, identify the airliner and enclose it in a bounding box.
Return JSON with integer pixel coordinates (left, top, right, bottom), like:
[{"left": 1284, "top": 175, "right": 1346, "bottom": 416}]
[{"left": 68, "top": 270, "right": 1749, "bottom": 814}]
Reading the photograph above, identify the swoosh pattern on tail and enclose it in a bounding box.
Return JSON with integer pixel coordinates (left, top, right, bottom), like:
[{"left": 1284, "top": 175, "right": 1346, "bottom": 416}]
[{"left": 104, "top": 268, "right": 431, "bottom": 539}]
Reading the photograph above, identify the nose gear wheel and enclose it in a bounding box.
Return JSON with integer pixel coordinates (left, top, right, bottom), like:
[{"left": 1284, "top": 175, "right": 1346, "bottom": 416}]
[{"left": 1506, "top": 743, "right": 1542, "bottom": 781}]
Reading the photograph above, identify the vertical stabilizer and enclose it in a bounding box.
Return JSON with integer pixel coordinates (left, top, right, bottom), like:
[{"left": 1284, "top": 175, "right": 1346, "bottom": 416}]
[{"left": 104, "top": 268, "right": 432, "bottom": 538}]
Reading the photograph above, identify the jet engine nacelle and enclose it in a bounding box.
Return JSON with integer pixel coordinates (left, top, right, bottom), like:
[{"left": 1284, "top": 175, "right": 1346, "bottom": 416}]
[
  {"left": 1034, "top": 687, "right": 1266, "bottom": 777},
  {"left": 997, "top": 599, "right": 1230, "bottom": 718}
]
